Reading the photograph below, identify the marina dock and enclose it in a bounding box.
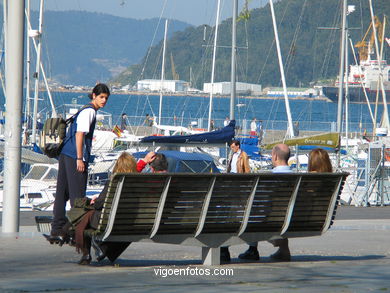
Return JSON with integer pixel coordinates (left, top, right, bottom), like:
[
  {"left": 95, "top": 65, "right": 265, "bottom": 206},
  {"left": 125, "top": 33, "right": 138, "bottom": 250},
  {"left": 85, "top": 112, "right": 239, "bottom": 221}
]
[{"left": 0, "top": 207, "right": 389, "bottom": 292}]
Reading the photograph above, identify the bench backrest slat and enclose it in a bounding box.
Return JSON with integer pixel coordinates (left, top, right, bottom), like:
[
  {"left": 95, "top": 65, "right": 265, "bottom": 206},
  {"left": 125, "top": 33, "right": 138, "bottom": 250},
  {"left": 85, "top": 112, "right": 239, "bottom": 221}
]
[{"left": 284, "top": 174, "right": 347, "bottom": 236}]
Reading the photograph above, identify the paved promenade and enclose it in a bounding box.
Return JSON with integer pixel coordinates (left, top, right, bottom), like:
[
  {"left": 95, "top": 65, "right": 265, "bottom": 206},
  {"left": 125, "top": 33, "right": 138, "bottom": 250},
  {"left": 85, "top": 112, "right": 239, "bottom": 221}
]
[{"left": 1, "top": 207, "right": 390, "bottom": 292}]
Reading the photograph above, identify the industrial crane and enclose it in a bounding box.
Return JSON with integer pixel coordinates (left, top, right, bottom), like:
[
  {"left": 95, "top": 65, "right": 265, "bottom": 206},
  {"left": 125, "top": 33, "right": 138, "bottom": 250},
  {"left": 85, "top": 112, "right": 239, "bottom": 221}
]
[
  {"left": 354, "top": 16, "right": 383, "bottom": 61},
  {"left": 170, "top": 53, "right": 179, "bottom": 80}
]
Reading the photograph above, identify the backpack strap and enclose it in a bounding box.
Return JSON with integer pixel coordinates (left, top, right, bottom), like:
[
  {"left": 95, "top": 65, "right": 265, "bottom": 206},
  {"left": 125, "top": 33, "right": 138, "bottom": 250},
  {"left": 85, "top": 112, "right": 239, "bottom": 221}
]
[{"left": 65, "top": 104, "right": 96, "bottom": 125}]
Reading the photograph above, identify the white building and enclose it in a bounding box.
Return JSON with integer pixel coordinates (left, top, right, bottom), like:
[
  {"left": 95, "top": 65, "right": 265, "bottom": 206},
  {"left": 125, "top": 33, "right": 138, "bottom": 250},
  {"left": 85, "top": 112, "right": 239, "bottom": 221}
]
[
  {"left": 266, "top": 87, "right": 320, "bottom": 98},
  {"left": 203, "top": 82, "right": 262, "bottom": 95},
  {"left": 137, "top": 79, "right": 189, "bottom": 92}
]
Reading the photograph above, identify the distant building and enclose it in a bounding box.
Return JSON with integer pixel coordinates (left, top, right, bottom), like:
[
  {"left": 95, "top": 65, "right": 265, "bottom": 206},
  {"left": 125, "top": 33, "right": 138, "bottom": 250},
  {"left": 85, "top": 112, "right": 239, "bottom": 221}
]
[
  {"left": 203, "top": 82, "right": 262, "bottom": 95},
  {"left": 266, "top": 87, "right": 320, "bottom": 98},
  {"left": 137, "top": 79, "right": 189, "bottom": 92}
]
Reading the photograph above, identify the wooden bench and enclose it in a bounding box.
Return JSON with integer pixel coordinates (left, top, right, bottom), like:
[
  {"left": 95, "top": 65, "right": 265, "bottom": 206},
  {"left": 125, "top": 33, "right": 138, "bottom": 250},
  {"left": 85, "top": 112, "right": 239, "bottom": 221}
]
[{"left": 92, "top": 172, "right": 348, "bottom": 265}]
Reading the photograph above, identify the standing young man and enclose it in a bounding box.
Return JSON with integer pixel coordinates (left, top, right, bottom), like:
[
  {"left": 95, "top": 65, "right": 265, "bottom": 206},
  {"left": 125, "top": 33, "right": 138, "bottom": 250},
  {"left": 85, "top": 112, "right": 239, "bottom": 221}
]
[
  {"left": 227, "top": 139, "right": 250, "bottom": 174},
  {"left": 49, "top": 83, "right": 110, "bottom": 240}
]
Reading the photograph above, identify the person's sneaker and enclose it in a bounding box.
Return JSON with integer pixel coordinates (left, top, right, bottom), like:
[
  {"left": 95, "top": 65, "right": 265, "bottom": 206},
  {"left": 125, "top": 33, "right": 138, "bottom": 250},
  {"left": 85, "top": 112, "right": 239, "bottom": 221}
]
[
  {"left": 238, "top": 246, "right": 260, "bottom": 260},
  {"left": 220, "top": 247, "right": 231, "bottom": 262},
  {"left": 77, "top": 254, "right": 92, "bottom": 265},
  {"left": 91, "top": 238, "right": 107, "bottom": 262},
  {"left": 43, "top": 233, "right": 69, "bottom": 246},
  {"left": 269, "top": 248, "right": 291, "bottom": 262}
]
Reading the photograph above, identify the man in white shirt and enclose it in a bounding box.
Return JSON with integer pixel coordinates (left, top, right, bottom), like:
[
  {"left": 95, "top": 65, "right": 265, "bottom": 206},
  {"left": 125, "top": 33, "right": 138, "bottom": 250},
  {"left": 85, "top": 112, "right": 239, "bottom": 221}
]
[
  {"left": 238, "top": 143, "right": 292, "bottom": 262},
  {"left": 223, "top": 117, "right": 230, "bottom": 127},
  {"left": 221, "top": 140, "right": 250, "bottom": 262},
  {"left": 250, "top": 118, "right": 257, "bottom": 136}
]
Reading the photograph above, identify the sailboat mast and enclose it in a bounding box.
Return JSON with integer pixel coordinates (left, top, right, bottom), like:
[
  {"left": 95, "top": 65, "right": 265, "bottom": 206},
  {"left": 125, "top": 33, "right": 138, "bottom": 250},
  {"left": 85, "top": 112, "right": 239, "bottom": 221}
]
[
  {"left": 207, "top": 0, "right": 221, "bottom": 131},
  {"left": 0, "top": 0, "right": 7, "bottom": 96},
  {"left": 158, "top": 19, "right": 168, "bottom": 125},
  {"left": 31, "top": 0, "right": 44, "bottom": 144},
  {"left": 368, "top": 0, "right": 389, "bottom": 132},
  {"left": 345, "top": 13, "right": 349, "bottom": 149},
  {"left": 25, "top": 15, "right": 57, "bottom": 118},
  {"left": 230, "top": 0, "right": 237, "bottom": 121},
  {"left": 25, "top": 0, "right": 31, "bottom": 132},
  {"left": 269, "top": 0, "right": 294, "bottom": 137},
  {"left": 336, "top": 0, "right": 347, "bottom": 134}
]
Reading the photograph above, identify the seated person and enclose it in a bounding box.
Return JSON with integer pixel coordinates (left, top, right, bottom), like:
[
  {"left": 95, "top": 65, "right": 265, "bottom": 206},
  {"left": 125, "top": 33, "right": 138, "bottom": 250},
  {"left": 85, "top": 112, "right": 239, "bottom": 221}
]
[
  {"left": 89, "top": 152, "right": 168, "bottom": 264},
  {"left": 268, "top": 148, "right": 333, "bottom": 262},
  {"left": 137, "top": 151, "right": 156, "bottom": 172},
  {"left": 72, "top": 152, "right": 138, "bottom": 265},
  {"left": 148, "top": 153, "right": 168, "bottom": 173}
]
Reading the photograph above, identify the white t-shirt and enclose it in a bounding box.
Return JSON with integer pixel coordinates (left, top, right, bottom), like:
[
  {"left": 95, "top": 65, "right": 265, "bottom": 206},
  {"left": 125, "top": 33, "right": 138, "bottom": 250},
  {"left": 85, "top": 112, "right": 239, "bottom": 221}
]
[
  {"left": 230, "top": 150, "right": 241, "bottom": 173},
  {"left": 250, "top": 121, "right": 257, "bottom": 132},
  {"left": 224, "top": 119, "right": 230, "bottom": 127},
  {"left": 76, "top": 108, "right": 96, "bottom": 133}
]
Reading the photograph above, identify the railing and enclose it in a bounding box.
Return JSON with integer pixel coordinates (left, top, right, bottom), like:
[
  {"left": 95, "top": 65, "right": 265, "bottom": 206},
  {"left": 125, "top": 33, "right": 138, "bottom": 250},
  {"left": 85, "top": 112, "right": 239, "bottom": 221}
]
[{"left": 113, "top": 114, "right": 373, "bottom": 134}]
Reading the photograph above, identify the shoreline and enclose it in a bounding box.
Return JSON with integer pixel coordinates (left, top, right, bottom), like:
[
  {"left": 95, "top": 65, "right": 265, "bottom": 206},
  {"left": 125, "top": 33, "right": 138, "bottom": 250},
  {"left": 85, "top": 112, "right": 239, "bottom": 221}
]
[{"left": 50, "top": 88, "right": 332, "bottom": 102}]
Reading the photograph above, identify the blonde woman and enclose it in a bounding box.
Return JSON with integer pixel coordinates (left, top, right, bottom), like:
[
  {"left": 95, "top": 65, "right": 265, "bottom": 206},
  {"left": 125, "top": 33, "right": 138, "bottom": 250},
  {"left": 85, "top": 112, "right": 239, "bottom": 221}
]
[
  {"left": 75, "top": 152, "right": 137, "bottom": 265},
  {"left": 308, "top": 148, "right": 333, "bottom": 173}
]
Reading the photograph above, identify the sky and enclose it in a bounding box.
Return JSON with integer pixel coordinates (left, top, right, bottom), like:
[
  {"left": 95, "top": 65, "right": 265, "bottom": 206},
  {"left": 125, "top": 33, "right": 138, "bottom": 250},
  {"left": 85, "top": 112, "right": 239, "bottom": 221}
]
[{"left": 31, "top": 0, "right": 267, "bottom": 26}]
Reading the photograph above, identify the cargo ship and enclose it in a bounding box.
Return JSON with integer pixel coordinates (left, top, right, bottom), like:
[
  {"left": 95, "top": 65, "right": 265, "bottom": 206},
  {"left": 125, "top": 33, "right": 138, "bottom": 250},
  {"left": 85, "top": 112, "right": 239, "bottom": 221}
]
[
  {"left": 322, "top": 57, "right": 390, "bottom": 103},
  {"left": 323, "top": 16, "right": 390, "bottom": 103}
]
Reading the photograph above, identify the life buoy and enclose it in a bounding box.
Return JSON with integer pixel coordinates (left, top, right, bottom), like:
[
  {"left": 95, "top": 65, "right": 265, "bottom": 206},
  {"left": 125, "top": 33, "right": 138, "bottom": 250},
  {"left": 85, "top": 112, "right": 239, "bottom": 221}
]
[{"left": 385, "top": 148, "right": 390, "bottom": 162}]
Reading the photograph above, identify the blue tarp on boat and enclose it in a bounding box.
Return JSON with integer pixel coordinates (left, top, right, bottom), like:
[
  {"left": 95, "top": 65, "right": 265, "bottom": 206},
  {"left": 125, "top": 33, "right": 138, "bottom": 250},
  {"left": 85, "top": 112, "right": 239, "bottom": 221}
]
[
  {"left": 141, "top": 120, "right": 235, "bottom": 144},
  {"left": 132, "top": 150, "right": 220, "bottom": 173},
  {"left": 237, "top": 136, "right": 260, "bottom": 160}
]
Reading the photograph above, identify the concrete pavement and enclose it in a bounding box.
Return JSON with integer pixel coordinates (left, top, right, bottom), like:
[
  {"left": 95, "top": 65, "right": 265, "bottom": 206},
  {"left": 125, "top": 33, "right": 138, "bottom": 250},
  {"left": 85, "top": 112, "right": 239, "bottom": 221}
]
[{"left": 0, "top": 209, "right": 390, "bottom": 292}]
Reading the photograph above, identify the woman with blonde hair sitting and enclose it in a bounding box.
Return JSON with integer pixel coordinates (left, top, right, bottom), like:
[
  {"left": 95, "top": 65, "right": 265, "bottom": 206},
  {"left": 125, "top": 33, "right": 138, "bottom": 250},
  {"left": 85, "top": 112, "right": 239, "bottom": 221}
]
[
  {"left": 72, "top": 152, "right": 138, "bottom": 265},
  {"left": 308, "top": 148, "right": 333, "bottom": 173}
]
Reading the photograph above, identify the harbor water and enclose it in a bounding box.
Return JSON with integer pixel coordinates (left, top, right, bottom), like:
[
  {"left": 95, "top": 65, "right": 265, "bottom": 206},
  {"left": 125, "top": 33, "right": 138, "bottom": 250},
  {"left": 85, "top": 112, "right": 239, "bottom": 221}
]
[{"left": 0, "top": 91, "right": 389, "bottom": 133}]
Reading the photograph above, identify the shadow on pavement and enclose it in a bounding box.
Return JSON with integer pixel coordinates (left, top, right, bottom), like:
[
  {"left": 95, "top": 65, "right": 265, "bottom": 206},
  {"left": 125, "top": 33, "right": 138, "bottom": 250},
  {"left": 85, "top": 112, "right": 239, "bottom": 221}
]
[{"left": 88, "top": 254, "right": 386, "bottom": 268}]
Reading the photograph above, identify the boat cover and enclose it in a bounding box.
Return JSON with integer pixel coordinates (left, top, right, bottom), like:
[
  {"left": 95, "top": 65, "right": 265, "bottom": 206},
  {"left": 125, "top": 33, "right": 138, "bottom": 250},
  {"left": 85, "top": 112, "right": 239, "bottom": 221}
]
[
  {"left": 141, "top": 120, "right": 235, "bottom": 144},
  {"left": 132, "top": 150, "right": 220, "bottom": 173},
  {"left": 264, "top": 132, "right": 340, "bottom": 150}
]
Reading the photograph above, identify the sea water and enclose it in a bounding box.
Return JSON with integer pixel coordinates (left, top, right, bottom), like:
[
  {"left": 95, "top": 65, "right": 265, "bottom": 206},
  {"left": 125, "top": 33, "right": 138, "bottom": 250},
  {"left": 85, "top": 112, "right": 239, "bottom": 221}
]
[{"left": 0, "top": 91, "right": 388, "bottom": 133}]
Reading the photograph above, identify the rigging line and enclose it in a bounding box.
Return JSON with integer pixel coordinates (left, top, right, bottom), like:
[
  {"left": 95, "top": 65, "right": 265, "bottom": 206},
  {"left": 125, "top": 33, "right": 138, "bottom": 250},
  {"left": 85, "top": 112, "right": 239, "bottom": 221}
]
[
  {"left": 284, "top": 0, "right": 308, "bottom": 77},
  {"left": 244, "top": 19, "right": 249, "bottom": 81},
  {"left": 138, "top": 0, "right": 168, "bottom": 81},
  {"left": 274, "top": 0, "right": 291, "bottom": 88},
  {"left": 152, "top": 42, "right": 164, "bottom": 80},
  {"left": 235, "top": 20, "right": 251, "bottom": 85},
  {"left": 190, "top": 22, "right": 216, "bottom": 93},
  {"left": 312, "top": 0, "right": 325, "bottom": 83},
  {"left": 358, "top": 0, "right": 364, "bottom": 41},
  {"left": 255, "top": 0, "right": 290, "bottom": 87},
  {"left": 319, "top": 3, "right": 340, "bottom": 79},
  {"left": 138, "top": 95, "right": 154, "bottom": 128},
  {"left": 75, "top": 0, "right": 82, "bottom": 11}
]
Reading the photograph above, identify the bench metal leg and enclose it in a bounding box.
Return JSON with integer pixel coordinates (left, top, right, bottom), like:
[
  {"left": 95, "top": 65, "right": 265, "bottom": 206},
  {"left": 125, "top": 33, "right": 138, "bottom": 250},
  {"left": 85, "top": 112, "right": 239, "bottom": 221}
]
[{"left": 202, "top": 247, "right": 220, "bottom": 265}]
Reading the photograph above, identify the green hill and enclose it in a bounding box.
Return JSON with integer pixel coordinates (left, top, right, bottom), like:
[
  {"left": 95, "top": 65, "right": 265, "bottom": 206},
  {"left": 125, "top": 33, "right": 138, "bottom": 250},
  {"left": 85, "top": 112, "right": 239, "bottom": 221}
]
[
  {"left": 0, "top": 9, "right": 191, "bottom": 86},
  {"left": 113, "top": 0, "right": 390, "bottom": 89}
]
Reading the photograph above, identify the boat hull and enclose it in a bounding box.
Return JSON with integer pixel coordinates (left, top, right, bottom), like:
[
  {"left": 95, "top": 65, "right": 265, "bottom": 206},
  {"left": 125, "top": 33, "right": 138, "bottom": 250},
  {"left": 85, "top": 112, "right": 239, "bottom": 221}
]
[{"left": 322, "top": 86, "right": 390, "bottom": 103}]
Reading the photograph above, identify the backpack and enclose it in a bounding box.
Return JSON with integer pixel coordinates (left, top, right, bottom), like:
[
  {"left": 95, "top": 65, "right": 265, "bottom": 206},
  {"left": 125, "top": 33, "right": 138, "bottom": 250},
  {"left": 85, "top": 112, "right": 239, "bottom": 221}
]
[{"left": 39, "top": 105, "right": 93, "bottom": 158}]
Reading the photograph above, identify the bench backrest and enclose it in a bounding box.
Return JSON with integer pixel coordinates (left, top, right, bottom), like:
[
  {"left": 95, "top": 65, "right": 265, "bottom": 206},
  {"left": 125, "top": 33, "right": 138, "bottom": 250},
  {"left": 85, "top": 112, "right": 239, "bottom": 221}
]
[{"left": 96, "top": 173, "right": 347, "bottom": 245}]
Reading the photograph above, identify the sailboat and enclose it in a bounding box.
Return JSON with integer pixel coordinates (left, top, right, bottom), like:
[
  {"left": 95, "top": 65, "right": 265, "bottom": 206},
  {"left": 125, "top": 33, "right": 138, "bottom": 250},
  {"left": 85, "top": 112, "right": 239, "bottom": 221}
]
[{"left": 139, "top": 0, "right": 235, "bottom": 151}]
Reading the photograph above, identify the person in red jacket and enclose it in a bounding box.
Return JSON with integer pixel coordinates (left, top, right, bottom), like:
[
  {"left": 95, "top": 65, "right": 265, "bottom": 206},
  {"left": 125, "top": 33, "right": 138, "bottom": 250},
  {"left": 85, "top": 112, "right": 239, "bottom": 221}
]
[{"left": 136, "top": 151, "right": 156, "bottom": 172}]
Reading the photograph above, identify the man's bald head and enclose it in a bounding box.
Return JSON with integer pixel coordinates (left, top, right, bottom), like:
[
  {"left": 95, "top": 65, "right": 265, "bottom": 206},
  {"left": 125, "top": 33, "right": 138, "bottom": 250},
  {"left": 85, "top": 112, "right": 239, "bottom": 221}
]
[{"left": 272, "top": 144, "right": 290, "bottom": 166}]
